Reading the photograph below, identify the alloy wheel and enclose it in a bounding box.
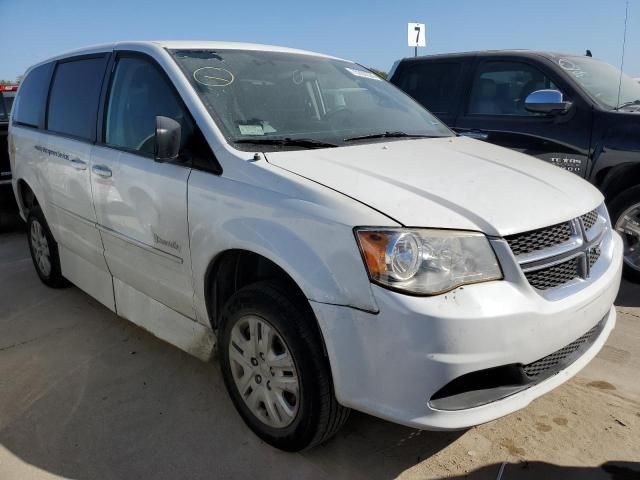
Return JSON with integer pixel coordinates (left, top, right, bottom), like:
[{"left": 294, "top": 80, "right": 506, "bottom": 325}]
[
  {"left": 30, "top": 219, "right": 51, "bottom": 277},
  {"left": 615, "top": 202, "right": 640, "bottom": 272}
]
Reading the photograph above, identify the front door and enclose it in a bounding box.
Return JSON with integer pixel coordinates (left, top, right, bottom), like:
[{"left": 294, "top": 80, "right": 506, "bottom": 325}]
[
  {"left": 455, "top": 58, "right": 593, "bottom": 177},
  {"left": 91, "top": 53, "right": 196, "bottom": 318}
]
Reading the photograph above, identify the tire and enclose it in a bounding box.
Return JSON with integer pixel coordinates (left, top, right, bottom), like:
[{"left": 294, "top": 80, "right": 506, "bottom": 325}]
[
  {"left": 26, "top": 206, "right": 70, "bottom": 288},
  {"left": 609, "top": 185, "right": 640, "bottom": 283},
  {"left": 218, "top": 281, "right": 349, "bottom": 451}
]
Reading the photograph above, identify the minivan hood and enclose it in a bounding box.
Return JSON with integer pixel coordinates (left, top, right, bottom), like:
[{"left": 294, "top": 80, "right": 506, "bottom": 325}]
[{"left": 266, "top": 136, "right": 603, "bottom": 236}]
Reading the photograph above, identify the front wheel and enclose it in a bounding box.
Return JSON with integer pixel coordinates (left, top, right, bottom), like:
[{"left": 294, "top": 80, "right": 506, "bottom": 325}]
[
  {"left": 218, "top": 281, "right": 349, "bottom": 451},
  {"left": 609, "top": 185, "right": 640, "bottom": 283}
]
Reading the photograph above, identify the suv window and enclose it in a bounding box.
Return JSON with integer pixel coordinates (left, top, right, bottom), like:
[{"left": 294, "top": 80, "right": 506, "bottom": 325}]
[
  {"left": 12, "top": 63, "right": 53, "bottom": 128},
  {"left": 105, "top": 56, "right": 193, "bottom": 156},
  {"left": 395, "top": 62, "right": 461, "bottom": 114},
  {"left": 0, "top": 93, "right": 7, "bottom": 122},
  {"left": 47, "top": 56, "right": 107, "bottom": 140},
  {"left": 468, "top": 61, "right": 559, "bottom": 116}
]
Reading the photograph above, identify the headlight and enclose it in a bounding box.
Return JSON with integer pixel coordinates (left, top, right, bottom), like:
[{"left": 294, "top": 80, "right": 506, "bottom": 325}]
[{"left": 355, "top": 228, "right": 503, "bottom": 295}]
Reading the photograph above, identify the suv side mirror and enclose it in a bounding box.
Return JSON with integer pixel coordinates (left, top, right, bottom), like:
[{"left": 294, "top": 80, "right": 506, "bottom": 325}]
[
  {"left": 155, "top": 116, "right": 181, "bottom": 162},
  {"left": 524, "top": 89, "right": 572, "bottom": 115}
]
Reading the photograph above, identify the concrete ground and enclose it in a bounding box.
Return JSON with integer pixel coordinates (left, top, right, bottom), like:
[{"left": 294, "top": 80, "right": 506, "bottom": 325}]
[{"left": 1, "top": 220, "right": 639, "bottom": 480}]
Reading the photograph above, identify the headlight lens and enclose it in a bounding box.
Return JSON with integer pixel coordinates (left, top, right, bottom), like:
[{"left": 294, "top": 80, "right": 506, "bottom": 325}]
[{"left": 355, "top": 228, "right": 503, "bottom": 295}]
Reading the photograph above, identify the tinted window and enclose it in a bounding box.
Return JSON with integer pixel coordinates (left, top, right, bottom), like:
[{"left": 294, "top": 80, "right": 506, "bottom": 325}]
[
  {"left": 105, "top": 56, "right": 193, "bottom": 155},
  {"left": 468, "top": 61, "right": 560, "bottom": 116},
  {"left": 47, "top": 57, "right": 107, "bottom": 140},
  {"left": 395, "top": 62, "right": 461, "bottom": 114},
  {"left": 12, "top": 63, "right": 53, "bottom": 127},
  {"left": 0, "top": 93, "right": 6, "bottom": 121},
  {"left": 4, "top": 94, "right": 15, "bottom": 116}
]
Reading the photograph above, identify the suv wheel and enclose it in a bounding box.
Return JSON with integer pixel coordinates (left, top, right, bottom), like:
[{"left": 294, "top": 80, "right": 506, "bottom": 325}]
[
  {"left": 609, "top": 186, "right": 640, "bottom": 283},
  {"left": 27, "top": 206, "right": 70, "bottom": 288},
  {"left": 218, "top": 281, "right": 349, "bottom": 451}
]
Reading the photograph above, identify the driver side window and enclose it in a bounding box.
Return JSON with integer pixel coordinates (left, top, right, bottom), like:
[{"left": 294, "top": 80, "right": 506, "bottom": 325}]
[
  {"left": 468, "top": 61, "right": 561, "bottom": 116},
  {"left": 105, "top": 56, "right": 192, "bottom": 155}
]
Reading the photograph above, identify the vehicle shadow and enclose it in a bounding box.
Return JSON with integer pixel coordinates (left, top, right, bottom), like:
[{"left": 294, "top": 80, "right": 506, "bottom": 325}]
[
  {"left": 615, "top": 280, "right": 640, "bottom": 308},
  {"left": 0, "top": 272, "right": 461, "bottom": 480},
  {"left": 438, "top": 461, "right": 640, "bottom": 479}
]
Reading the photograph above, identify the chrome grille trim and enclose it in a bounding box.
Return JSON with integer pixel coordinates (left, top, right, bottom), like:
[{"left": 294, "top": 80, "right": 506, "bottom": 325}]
[{"left": 506, "top": 205, "right": 609, "bottom": 292}]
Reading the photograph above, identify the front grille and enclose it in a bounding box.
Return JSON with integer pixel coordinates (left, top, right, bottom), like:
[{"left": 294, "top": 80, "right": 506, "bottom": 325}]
[
  {"left": 581, "top": 209, "right": 598, "bottom": 231},
  {"left": 589, "top": 246, "right": 601, "bottom": 268},
  {"left": 505, "top": 222, "right": 572, "bottom": 256},
  {"left": 524, "top": 257, "right": 579, "bottom": 290},
  {"left": 523, "top": 321, "right": 602, "bottom": 378}
]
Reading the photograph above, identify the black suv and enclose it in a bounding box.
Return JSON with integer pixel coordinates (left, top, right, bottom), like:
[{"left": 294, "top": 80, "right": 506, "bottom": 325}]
[
  {"left": 390, "top": 50, "right": 640, "bottom": 281},
  {"left": 1, "top": 85, "right": 18, "bottom": 214}
]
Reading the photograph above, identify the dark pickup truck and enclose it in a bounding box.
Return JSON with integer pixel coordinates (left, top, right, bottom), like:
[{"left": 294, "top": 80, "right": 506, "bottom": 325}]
[
  {"left": 1, "top": 85, "right": 18, "bottom": 221},
  {"left": 390, "top": 50, "right": 640, "bottom": 281}
]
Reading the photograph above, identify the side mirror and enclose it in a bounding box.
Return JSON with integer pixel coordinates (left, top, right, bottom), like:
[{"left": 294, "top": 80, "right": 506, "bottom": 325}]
[
  {"left": 525, "top": 89, "right": 572, "bottom": 115},
  {"left": 155, "top": 116, "right": 181, "bottom": 162}
]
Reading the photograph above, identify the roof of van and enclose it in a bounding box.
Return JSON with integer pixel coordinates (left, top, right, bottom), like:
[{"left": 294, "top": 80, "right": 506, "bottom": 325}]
[{"left": 28, "top": 41, "right": 346, "bottom": 70}]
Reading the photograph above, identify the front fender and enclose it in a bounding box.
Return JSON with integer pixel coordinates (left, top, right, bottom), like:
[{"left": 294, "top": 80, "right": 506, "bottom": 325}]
[{"left": 188, "top": 160, "right": 398, "bottom": 324}]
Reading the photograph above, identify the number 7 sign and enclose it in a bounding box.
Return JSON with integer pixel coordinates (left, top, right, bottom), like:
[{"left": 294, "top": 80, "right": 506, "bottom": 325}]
[{"left": 408, "top": 23, "right": 426, "bottom": 47}]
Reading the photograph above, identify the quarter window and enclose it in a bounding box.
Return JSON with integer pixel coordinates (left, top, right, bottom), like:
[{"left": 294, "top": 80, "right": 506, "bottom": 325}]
[
  {"left": 468, "top": 61, "right": 560, "bottom": 116},
  {"left": 105, "top": 56, "right": 192, "bottom": 155},
  {"left": 47, "top": 56, "right": 107, "bottom": 140},
  {"left": 12, "top": 62, "right": 53, "bottom": 128}
]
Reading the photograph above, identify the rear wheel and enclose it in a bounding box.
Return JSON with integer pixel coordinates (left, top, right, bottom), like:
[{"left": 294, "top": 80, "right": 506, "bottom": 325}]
[
  {"left": 609, "top": 186, "right": 640, "bottom": 283},
  {"left": 27, "top": 206, "right": 69, "bottom": 288},
  {"left": 218, "top": 281, "right": 349, "bottom": 451}
]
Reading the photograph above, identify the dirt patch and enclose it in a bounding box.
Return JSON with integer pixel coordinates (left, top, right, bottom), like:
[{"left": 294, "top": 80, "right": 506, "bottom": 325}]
[
  {"left": 499, "top": 438, "right": 526, "bottom": 457},
  {"left": 535, "top": 422, "right": 552, "bottom": 432},
  {"left": 587, "top": 380, "right": 616, "bottom": 390},
  {"left": 553, "top": 417, "right": 568, "bottom": 426}
]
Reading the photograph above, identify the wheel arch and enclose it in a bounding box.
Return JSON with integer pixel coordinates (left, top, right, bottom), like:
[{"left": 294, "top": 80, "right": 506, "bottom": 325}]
[
  {"left": 204, "top": 249, "right": 319, "bottom": 333},
  {"left": 597, "top": 162, "right": 640, "bottom": 203},
  {"left": 16, "top": 178, "right": 41, "bottom": 217}
]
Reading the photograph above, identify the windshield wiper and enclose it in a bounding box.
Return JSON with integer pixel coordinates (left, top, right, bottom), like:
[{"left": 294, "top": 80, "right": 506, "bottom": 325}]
[
  {"left": 234, "top": 138, "right": 338, "bottom": 149},
  {"left": 616, "top": 100, "right": 640, "bottom": 110},
  {"left": 344, "top": 131, "right": 439, "bottom": 142}
]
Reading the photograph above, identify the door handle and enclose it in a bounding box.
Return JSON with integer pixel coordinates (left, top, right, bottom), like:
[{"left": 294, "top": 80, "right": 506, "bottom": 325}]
[
  {"left": 92, "top": 164, "right": 112, "bottom": 178},
  {"left": 459, "top": 130, "right": 489, "bottom": 141},
  {"left": 69, "top": 158, "right": 87, "bottom": 170}
]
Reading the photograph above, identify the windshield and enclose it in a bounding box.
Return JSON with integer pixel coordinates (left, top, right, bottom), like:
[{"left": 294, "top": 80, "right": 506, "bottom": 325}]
[
  {"left": 171, "top": 49, "right": 452, "bottom": 151},
  {"left": 555, "top": 56, "right": 640, "bottom": 109}
]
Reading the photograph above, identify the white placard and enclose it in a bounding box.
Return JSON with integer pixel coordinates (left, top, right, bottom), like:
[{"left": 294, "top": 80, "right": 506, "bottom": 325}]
[{"left": 408, "top": 23, "right": 426, "bottom": 47}]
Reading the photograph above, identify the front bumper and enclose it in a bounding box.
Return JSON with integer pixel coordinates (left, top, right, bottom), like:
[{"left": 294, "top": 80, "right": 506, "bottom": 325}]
[{"left": 311, "top": 232, "right": 623, "bottom": 430}]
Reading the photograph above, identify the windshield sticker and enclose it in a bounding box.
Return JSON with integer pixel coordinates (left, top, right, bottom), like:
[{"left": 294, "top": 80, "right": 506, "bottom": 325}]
[
  {"left": 193, "top": 67, "right": 234, "bottom": 87},
  {"left": 345, "top": 67, "right": 382, "bottom": 81},
  {"left": 238, "top": 124, "right": 265, "bottom": 136},
  {"left": 558, "top": 59, "right": 588, "bottom": 79}
]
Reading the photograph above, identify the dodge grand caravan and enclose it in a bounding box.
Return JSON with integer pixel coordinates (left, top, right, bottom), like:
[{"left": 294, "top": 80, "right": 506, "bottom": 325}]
[
  {"left": 389, "top": 51, "right": 640, "bottom": 282},
  {"left": 9, "top": 42, "right": 623, "bottom": 451}
]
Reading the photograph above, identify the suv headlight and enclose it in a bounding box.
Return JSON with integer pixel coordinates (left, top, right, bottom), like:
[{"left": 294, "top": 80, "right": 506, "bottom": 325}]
[{"left": 355, "top": 228, "right": 503, "bottom": 295}]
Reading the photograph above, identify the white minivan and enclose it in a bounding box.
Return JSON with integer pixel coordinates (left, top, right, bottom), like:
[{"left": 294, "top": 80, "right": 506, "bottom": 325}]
[{"left": 9, "top": 41, "right": 623, "bottom": 451}]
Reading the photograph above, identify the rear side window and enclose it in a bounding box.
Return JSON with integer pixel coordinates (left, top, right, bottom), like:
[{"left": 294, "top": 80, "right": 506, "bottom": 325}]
[
  {"left": 12, "top": 63, "right": 53, "bottom": 128},
  {"left": 47, "top": 56, "right": 108, "bottom": 141},
  {"left": 394, "top": 62, "right": 461, "bottom": 114}
]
